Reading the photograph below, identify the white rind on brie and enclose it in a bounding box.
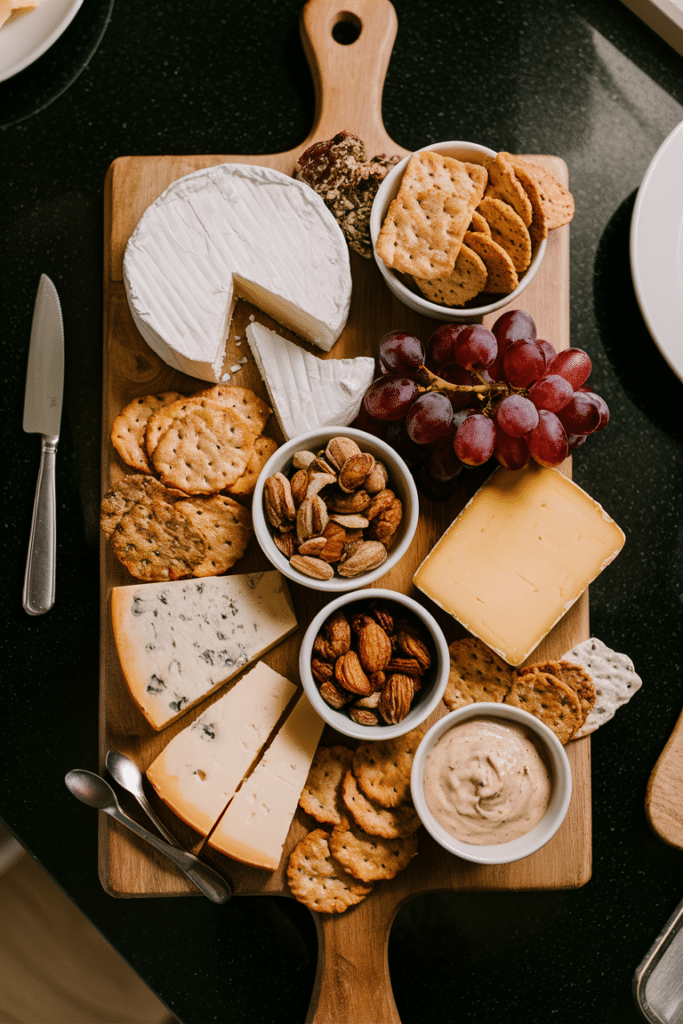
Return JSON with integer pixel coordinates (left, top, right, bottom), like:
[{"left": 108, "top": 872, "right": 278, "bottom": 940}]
[
  {"left": 123, "top": 163, "right": 352, "bottom": 381},
  {"left": 245, "top": 321, "right": 375, "bottom": 439}
]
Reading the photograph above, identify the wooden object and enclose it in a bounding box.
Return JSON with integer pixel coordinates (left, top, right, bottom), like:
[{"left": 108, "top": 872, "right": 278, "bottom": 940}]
[
  {"left": 100, "top": 2, "right": 590, "bottom": 1022},
  {"left": 646, "top": 706, "right": 683, "bottom": 850}
]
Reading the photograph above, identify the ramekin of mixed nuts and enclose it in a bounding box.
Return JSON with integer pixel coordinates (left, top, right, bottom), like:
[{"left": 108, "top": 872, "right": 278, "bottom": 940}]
[
  {"left": 299, "top": 589, "right": 450, "bottom": 740},
  {"left": 252, "top": 427, "right": 419, "bottom": 593}
]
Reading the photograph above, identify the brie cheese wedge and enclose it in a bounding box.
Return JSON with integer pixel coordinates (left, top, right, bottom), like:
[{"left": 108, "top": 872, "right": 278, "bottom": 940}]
[
  {"left": 245, "top": 321, "right": 375, "bottom": 439},
  {"left": 123, "top": 163, "right": 352, "bottom": 381}
]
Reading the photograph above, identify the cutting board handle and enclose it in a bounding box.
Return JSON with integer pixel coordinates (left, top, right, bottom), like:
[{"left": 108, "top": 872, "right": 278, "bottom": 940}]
[
  {"left": 298, "top": 0, "right": 404, "bottom": 156},
  {"left": 645, "top": 704, "right": 683, "bottom": 850}
]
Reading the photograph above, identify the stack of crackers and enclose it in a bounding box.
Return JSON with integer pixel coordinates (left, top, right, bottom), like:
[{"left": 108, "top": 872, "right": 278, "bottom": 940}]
[
  {"left": 288, "top": 731, "right": 424, "bottom": 913},
  {"left": 445, "top": 635, "right": 641, "bottom": 743},
  {"left": 101, "top": 384, "right": 277, "bottom": 581},
  {"left": 376, "top": 149, "right": 574, "bottom": 307}
]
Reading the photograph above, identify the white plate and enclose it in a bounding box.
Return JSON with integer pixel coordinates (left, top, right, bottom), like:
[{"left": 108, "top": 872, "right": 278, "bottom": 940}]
[
  {"left": 630, "top": 119, "right": 683, "bottom": 382},
  {"left": 0, "top": 1, "right": 83, "bottom": 83}
]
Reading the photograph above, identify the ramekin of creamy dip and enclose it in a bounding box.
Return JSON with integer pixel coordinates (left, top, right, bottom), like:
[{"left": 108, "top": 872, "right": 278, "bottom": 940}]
[{"left": 410, "top": 703, "right": 572, "bottom": 865}]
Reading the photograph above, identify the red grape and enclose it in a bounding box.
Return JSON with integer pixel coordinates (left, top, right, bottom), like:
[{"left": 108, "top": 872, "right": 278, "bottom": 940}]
[
  {"left": 495, "top": 394, "right": 539, "bottom": 437},
  {"left": 492, "top": 309, "right": 537, "bottom": 346},
  {"left": 384, "top": 420, "right": 430, "bottom": 467},
  {"left": 453, "top": 413, "right": 496, "bottom": 466},
  {"left": 454, "top": 324, "right": 498, "bottom": 371},
  {"left": 544, "top": 348, "right": 591, "bottom": 389},
  {"left": 578, "top": 387, "right": 610, "bottom": 431},
  {"left": 379, "top": 330, "right": 425, "bottom": 376},
  {"left": 426, "top": 432, "right": 464, "bottom": 483},
  {"left": 528, "top": 374, "right": 574, "bottom": 412},
  {"left": 362, "top": 375, "right": 418, "bottom": 421},
  {"left": 557, "top": 390, "right": 603, "bottom": 435},
  {"left": 537, "top": 339, "right": 557, "bottom": 363},
  {"left": 426, "top": 324, "right": 467, "bottom": 371},
  {"left": 494, "top": 426, "right": 530, "bottom": 469},
  {"left": 527, "top": 409, "right": 568, "bottom": 467},
  {"left": 352, "top": 404, "right": 386, "bottom": 438},
  {"left": 405, "top": 392, "right": 453, "bottom": 444},
  {"left": 503, "top": 340, "right": 547, "bottom": 388}
]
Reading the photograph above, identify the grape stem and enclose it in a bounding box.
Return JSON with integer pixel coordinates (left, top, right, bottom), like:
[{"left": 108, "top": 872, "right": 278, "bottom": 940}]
[{"left": 420, "top": 365, "right": 518, "bottom": 415}]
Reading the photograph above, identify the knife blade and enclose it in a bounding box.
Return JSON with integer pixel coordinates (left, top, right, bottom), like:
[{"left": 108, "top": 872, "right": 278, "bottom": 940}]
[{"left": 22, "top": 274, "right": 64, "bottom": 616}]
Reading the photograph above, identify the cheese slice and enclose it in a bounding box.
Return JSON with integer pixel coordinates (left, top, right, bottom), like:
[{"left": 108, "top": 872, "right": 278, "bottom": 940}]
[
  {"left": 413, "top": 464, "right": 625, "bottom": 666},
  {"left": 123, "top": 163, "right": 352, "bottom": 381},
  {"left": 146, "top": 662, "right": 297, "bottom": 836},
  {"left": 111, "top": 570, "right": 297, "bottom": 730},
  {"left": 245, "top": 321, "right": 375, "bottom": 439},
  {"left": 208, "top": 692, "right": 324, "bottom": 870}
]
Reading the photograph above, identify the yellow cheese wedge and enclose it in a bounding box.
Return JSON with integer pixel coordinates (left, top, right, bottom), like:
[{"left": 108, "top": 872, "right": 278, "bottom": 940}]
[
  {"left": 413, "top": 463, "right": 625, "bottom": 666},
  {"left": 208, "top": 692, "right": 324, "bottom": 871},
  {"left": 146, "top": 662, "right": 297, "bottom": 837}
]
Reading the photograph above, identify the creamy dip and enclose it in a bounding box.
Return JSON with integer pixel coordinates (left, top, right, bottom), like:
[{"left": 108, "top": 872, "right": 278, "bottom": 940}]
[{"left": 423, "top": 716, "right": 552, "bottom": 845}]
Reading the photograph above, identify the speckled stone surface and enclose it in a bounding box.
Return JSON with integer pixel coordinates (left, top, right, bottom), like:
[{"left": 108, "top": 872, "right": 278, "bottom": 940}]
[{"left": 2, "top": 2, "right": 683, "bottom": 1022}]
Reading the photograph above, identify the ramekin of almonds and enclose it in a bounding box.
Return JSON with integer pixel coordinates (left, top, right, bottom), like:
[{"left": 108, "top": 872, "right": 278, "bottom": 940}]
[
  {"left": 299, "top": 589, "right": 450, "bottom": 740},
  {"left": 252, "top": 427, "right": 419, "bottom": 593},
  {"left": 370, "top": 140, "right": 574, "bottom": 322}
]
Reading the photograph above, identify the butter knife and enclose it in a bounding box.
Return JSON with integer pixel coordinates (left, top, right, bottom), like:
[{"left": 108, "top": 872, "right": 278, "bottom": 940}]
[{"left": 22, "top": 275, "right": 64, "bottom": 616}]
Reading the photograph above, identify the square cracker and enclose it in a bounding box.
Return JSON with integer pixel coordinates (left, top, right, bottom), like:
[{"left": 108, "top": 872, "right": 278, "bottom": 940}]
[{"left": 376, "top": 151, "right": 487, "bottom": 279}]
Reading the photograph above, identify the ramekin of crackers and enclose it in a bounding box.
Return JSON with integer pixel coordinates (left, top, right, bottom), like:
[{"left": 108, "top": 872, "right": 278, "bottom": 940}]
[{"left": 370, "top": 140, "right": 574, "bottom": 320}]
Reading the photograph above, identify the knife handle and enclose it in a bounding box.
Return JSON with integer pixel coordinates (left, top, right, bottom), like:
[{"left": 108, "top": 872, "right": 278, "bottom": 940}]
[{"left": 23, "top": 436, "right": 58, "bottom": 616}]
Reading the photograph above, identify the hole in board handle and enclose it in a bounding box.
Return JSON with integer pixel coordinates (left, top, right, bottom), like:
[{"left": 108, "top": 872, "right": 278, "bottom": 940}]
[{"left": 332, "top": 11, "right": 362, "bottom": 45}]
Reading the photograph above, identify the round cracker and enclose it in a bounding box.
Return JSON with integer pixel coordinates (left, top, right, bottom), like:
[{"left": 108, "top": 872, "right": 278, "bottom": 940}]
[
  {"left": 100, "top": 473, "right": 178, "bottom": 539},
  {"left": 299, "top": 745, "right": 355, "bottom": 826},
  {"left": 286, "top": 828, "right": 372, "bottom": 914},
  {"left": 477, "top": 195, "right": 532, "bottom": 273},
  {"left": 111, "top": 391, "right": 184, "bottom": 472},
  {"left": 463, "top": 230, "right": 519, "bottom": 295},
  {"left": 352, "top": 728, "right": 425, "bottom": 808},
  {"left": 194, "top": 384, "right": 272, "bottom": 435},
  {"left": 504, "top": 668, "right": 583, "bottom": 744},
  {"left": 111, "top": 496, "right": 206, "bottom": 582},
  {"left": 151, "top": 405, "right": 256, "bottom": 494},
  {"left": 414, "top": 243, "right": 487, "bottom": 307},
  {"left": 525, "top": 659, "right": 596, "bottom": 726},
  {"left": 175, "top": 494, "right": 253, "bottom": 577},
  {"left": 341, "top": 769, "right": 421, "bottom": 839},
  {"left": 225, "top": 435, "right": 278, "bottom": 498},
  {"left": 444, "top": 637, "right": 513, "bottom": 711},
  {"left": 483, "top": 152, "right": 533, "bottom": 226},
  {"left": 329, "top": 819, "right": 418, "bottom": 882}
]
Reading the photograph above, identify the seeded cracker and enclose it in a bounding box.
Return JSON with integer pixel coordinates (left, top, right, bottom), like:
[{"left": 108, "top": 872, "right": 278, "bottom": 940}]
[
  {"left": 111, "top": 391, "right": 184, "bottom": 473},
  {"left": 562, "top": 637, "right": 642, "bottom": 737},
  {"left": 287, "top": 828, "right": 373, "bottom": 914},
  {"left": 523, "top": 659, "right": 596, "bottom": 727},
  {"left": 174, "top": 494, "right": 252, "bottom": 576},
  {"left": 299, "top": 745, "right": 355, "bottom": 826},
  {"left": 444, "top": 637, "right": 513, "bottom": 710},
  {"left": 342, "top": 769, "right": 421, "bottom": 839},
  {"left": 225, "top": 435, "right": 278, "bottom": 498},
  {"left": 329, "top": 818, "right": 418, "bottom": 882},
  {"left": 100, "top": 474, "right": 179, "bottom": 539},
  {"left": 352, "top": 728, "right": 425, "bottom": 808},
  {"left": 477, "top": 195, "right": 532, "bottom": 273},
  {"left": 111, "top": 496, "right": 206, "bottom": 581},
  {"left": 415, "top": 244, "right": 488, "bottom": 307},
  {"left": 469, "top": 209, "right": 491, "bottom": 237},
  {"left": 504, "top": 669, "right": 583, "bottom": 744},
  {"left": 194, "top": 383, "right": 272, "bottom": 435},
  {"left": 463, "top": 230, "right": 519, "bottom": 294},
  {"left": 502, "top": 153, "right": 575, "bottom": 230},
  {"left": 376, "top": 151, "right": 487, "bottom": 279},
  {"left": 152, "top": 404, "right": 256, "bottom": 493}
]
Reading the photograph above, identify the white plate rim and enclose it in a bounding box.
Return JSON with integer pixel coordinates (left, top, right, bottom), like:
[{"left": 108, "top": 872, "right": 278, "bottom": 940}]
[
  {"left": 630, "top": 118, "right": 683, "bottom": 382},
  {"left": 0, "top": 0, "right": 83, "bottom": 83}
]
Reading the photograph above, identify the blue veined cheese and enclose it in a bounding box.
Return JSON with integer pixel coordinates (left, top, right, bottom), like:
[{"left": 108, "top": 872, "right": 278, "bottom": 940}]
[
  {"left": 111, "top": 570, "right": 297, "bottom": 730},
  {"left": 123, "top": 163, "right": 352, "bottom": 382},
  {"left": 146, "top": 662, "right": 297, "bottom": 837},
  {"left": 208, "top": 691, "right": 324, "bottom": 870},
  {"left": 245, "top": 321, "right": 375, "bottom": 440}
]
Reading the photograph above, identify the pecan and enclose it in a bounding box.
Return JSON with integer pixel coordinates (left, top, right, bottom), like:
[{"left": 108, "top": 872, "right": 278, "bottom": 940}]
[
  {"left": 349, "top": 707, "right": 380, "bottom": 727},
  {"left": 292, "top": 450, "right": 316, "bottom": 470},
  {"left": 369, "top": 601, "right": 394, "bottom": 633},
  {"left": 378, "top": 674, "right": 415, "bottom": 725},
  {"left": 386, "top": 657, "right": 425, "bottom": 677},
  {"left": 318, "top": 521, "right": 346, "bottom": 563},
  {"left": 273, "top": 530, "right": 298, "bottom": 558},
  {"left": 313, "top": 609, "right": 352, "bottom": 660},
  {"left": 296, "top": 494, "right": 329, "bottom": 542},
  {"left": 368, "top": 670, "right": 386, "bottom": 691},
  {"left": 364, "top": 461, "right": 389, "bottom": 494},
  {"left": 367, "top": 497, "right": 403, "bottom": 548},
  {"left": 357, "top": 620, "right": 392, "bottom": 674},
  {"left": 325, "top": 436, "right": 362, "bottom": 470},
  {"left": 289, "top": 554, "right": 334, "bottom": 580},
  {"left": 365, "top": 488, "right": 396, "bottom": 520},
  {"left": 335, "top": 650, "right": 372, "bottom": 696},
  {"left": 337, "top": 540, "right": 388, "bottom": 578},
  {"left": 311, "top": 657, "right": 335, "bottom": 684},
  {"left": 396, "top": 624, "right": 432, "bottom": 670},
  {"left": 338, "top": 452, "right": 375, "bottom": 493},
  {"left": 264, "top": 472, "right": 296, "bottom": 530},
  {"left": 290, "top": 469, "right": 309, "bottom": 506},
  {"left": 320, "top": 679, "right": 355, "bottom": 709},
  {"left": 326, "top": 488, "right": 371, "bottom": 515}
]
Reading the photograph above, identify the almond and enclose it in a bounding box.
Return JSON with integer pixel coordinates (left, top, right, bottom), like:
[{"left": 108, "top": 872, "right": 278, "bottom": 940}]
[
  {"left": 325, "top": 436, "right": 362, "bottom": 470},
  {"left": 378, "top": 674, "right": 415, "bottom": 724},
  {"left": 335, "top": 650, "right": 372, "bottom": 696},
  {"left": 357, "top": 620, "right": 392, "bottom": 674},
  {"left": 264, "top": 472, "right": 296, "bottom": 529},
  {"left": 337, "top": 540, "right": 388, "bottom": 578},
  {"left": 289, "top": 554, "right": 334, "bottom": 580},
  {"left": 338, "top": 452, "right": 376, "bottom": 493}
]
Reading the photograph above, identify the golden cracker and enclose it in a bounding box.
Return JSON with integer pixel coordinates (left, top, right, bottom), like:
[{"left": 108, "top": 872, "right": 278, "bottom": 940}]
[
  {"left": 352, "top": 728, "right": 424, "bottom": 809},
  {"left": 524, "top": 659, "right": 596, "bottom": 727},
  {"left": 194, "top": 384, "right": 272, "bottom": 435},
  {"left": 444, "top": 637, "right": 513, "bottom": 711},
  {"left": 469, "top": 209, "right": 491, "bottom": 236},
  {"left": 329, "top": 819, "right": 418, "bottom": 882},
  {"left": 477, "top": 195, "right": 532, "bottom": 273},
  {"left": 299, "top": 745, "right": 355, "bottom": 826},
  {"left": 464, "top": 230, "right": 519, "bottom": 294},
  {"left": 225, "top": 435, "right": 278, "bottom": 498},
  {"left": 502, "top": 153, "right": 574, "bottom": 230},
  {"left": 504, "top": 669, "right": 583, "bottom": 744},
  {"left": 151, "top": 404, "right": 256, "bottom": 494},
  {"left": 341, "top": 769, "right": 421, "bottom": 839},
  {"left": 414, "top": 243, "right": 487, "bottom": 307},
  {"left": 175, "top": 494, "right": 253, "bottom": 577},
  {"left": 286, "top": 828, "right": 372, "bottom": 914},
  {"left": 100, "top": 474, "right": 179, "bottom": 539},
  {"left": 483, "top": 152, "right": 533, "bottom": 226},
  {"left": 111, "top": 496, "right": 206, "bottom": 582},
  {"left": 111, "top": 391, "right": 184, "bottom": 473}
]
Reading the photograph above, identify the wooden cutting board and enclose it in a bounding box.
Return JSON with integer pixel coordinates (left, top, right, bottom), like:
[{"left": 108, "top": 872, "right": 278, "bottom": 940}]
[
  {"left": 646, "top": 706, "right": 683, "bottom": 850},
  {"left": 100, "top": 2, "right": 591, "bottom": 1021}
]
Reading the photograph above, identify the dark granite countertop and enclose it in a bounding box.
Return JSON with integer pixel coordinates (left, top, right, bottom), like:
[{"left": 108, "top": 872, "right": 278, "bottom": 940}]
[{"left": 2, "top": 1, "right": 683, "bottom": 1021}]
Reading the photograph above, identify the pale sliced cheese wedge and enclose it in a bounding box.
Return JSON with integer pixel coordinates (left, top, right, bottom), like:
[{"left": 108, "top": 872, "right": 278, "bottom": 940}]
[
  {"left": 146, "top": 662, "right": 297, "bottom": 836},
  {"left": 111, "top": 571, "right": 297, "bottom": 730},
  {"left": 208, "top": 691, "right": 324, "bottom": 870},
  {"left": 123, "top": 163, "right": 352, "bottom": 381},
  {"left": 245, "top": 321, "right": 375, "bottom": 439}
]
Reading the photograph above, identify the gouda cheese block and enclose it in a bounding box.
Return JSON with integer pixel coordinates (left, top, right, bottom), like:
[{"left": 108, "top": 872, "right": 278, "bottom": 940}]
[{"left": 413, "top": 464, "right": 625, "bottom": 666}]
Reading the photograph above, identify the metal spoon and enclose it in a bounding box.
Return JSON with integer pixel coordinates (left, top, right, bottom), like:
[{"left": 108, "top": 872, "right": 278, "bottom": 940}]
[
  {"left": 65, "top": 769, "right": 231, "bottom": 904},
  {"left": 105, "top": 750, "right": 180, "bottom": 848}
]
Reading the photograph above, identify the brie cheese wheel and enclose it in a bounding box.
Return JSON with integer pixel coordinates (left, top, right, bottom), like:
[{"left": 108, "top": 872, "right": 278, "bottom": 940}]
[
  {"left": 111, "top": 570, "right": 297, "bottom": 730},
  {"left": 146, "top": 662, "right": 297, "bottom": 837},
  {"left": 208, "top": 691, "right": 324, "bottom": 870},
  {"left": 123, "top": 163, "right": 352, "bottom": 381},
  {"left": 245, "top": 321, "right": 375, "bottom": 439}
]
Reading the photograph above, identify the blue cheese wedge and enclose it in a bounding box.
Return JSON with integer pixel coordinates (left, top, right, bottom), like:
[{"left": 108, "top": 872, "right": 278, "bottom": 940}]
[
  {"left": 123, "top": 163, "right": 352, "bottom": 381},
  {"left": 111, "top": 571, "right": 297, "bottom": 730},
  {"left": 146, "top": 662, "right": 297, "bottom": 836},
  {"left": 245, "top": 321, "right": 375, "bottom": 439},
  {"left": 208, "top": 691, "right": 324, "bottom": 870}
]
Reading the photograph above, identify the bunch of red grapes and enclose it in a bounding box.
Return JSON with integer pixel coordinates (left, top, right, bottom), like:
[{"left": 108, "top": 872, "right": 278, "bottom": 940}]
[{"left": 354, "top": 309, "right": 609, "bottom": 501}]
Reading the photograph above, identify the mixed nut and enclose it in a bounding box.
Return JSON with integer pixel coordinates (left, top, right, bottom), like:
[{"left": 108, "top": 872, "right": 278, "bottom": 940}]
[
  {"left": 263, "top": 436, "right": 404, "bottom": 580},
  {"left": 310, "top": 599, "right": 434, "bottom": 726}
]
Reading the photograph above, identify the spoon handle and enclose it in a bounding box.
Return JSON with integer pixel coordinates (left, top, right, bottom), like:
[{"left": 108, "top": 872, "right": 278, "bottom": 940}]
[
  {"left": 136, "top": 791, "right": 183, "bottom": 848},
  {"left": 106, "top": 806, "right": 231, "bottom": 904}
]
